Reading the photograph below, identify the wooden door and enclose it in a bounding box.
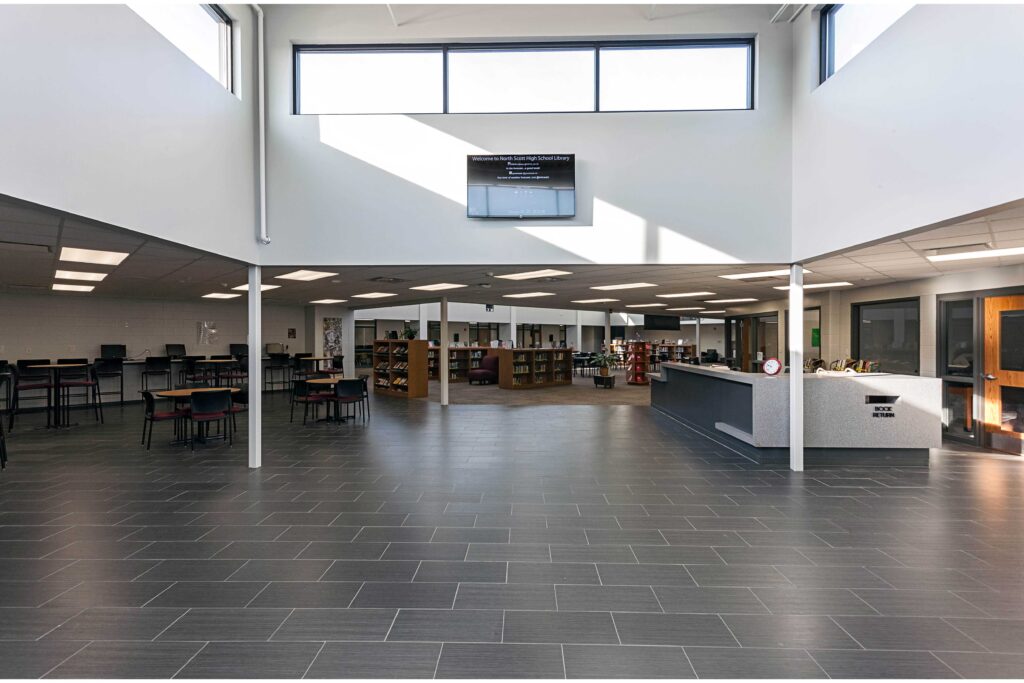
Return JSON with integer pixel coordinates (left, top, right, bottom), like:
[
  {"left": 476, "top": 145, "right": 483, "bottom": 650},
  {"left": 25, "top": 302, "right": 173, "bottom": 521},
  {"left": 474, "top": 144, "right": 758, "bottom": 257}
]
[{"left": 983, "top": 295, "right": 1024, "bottom": 454}]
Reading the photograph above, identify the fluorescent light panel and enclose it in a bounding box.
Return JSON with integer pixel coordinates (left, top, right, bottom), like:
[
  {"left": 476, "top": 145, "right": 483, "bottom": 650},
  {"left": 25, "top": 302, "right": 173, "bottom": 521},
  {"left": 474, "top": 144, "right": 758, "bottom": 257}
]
[
  {"left": 54, "top": 270, "right": 107, "bottom": 282},
  {"left": 274, "top": 270, "right": 338, "bottom": 281},
  {"left": 495, "top": 269, "right": 573, "bottom": 280},
  {"left": 59, "top": 246, "right": 129, "bottom": 266},
  {"left": 625, "top": 303, "right": 667, "bottom": 308},
  {"left": 310, "top": 299, "right": 347, "bottom": 304},
  {"left": 502, "top": 292, "right": 555, "bottom": 298},
  {"left": 52, "top": 283, "right": 94, "bottom": 292},
  {"left": 774, "top": 281, "right": 853, "bottom": 291},
  {"left": 701, "top": 310, "right": 726, "bottom": 314},
  {"left": 666, "top": 306, "right": 705, "bottom": 311},
  {"left": 202, "top": 292, "right": 242, "bottom": 299},
  {"left": 409, "top": 283, "right": 468, "bottom": 291},
  {"left": 571, "top": 298, "right": 619, "bottom": 304},
  {"left": 705, "top": 298, "right": 758, "bottom": 303},
  {"left": 719, "top": 268, "right": 811, "bottom": 280},
  {"left": 351, "top": 292, "right": 397, "bottom": 299},
  {"left": 926, "top": 246, "right": 1024, "bottom": 262},
  {"left": 232, "top": 284, "right": 281, "bottom": 291},
  {"left": 590, "top": 282, "right": 658, "bottom": 291},
  {"left": 655, "top": 291, "right": 715, "bottom": 298}
]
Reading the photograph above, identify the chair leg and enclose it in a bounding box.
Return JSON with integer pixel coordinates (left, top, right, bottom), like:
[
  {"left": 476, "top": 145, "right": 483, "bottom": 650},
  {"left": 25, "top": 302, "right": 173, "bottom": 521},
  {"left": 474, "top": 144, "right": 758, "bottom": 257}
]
[
  {"left": 141, "top": 416, "right": 148, "bottom": 445},
  {"left": 190, "top": 421, "right": 195, "bottom": 452},
  {"left": 290, "top": 399, "right": 296, "bottom": 423},
  {"left": 147, "top": 420, "right": 154, "bottom": 451},
  {"left": 228, "top": 418, "right": 233, "bottom": 446}
]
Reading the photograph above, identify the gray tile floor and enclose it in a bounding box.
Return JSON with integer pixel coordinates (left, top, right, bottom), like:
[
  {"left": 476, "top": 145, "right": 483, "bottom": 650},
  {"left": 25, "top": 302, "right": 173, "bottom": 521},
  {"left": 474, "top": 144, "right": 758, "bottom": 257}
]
[{"left": 1, "top": 393, "right": 1023, "bottom": 678}]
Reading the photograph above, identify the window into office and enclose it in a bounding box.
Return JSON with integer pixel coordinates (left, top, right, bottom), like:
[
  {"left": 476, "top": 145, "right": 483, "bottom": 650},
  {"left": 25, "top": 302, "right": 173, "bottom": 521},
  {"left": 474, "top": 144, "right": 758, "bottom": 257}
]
[
  {"left": 294, "top": 40, "right": 753, "bottom": 114},
  {"left": 820, "top": 3, "right": 913, "bottom": 81},
  {"left": 129, "top": 4, "right": 233, "bottom": 91},
  {"left": 852, "top": 299, "right": 920, "bottom": 375}
]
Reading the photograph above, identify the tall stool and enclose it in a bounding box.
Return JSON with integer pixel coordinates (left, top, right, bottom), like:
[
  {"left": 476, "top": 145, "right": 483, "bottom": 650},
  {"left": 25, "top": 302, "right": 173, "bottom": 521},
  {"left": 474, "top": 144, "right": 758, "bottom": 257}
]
[
  {"left": 94, "top": 357, "right": 124, "bottom": 404},
  {"left": 141, "top": 356, "right": 172, "bottom": 391},
  {"left": 264, "top": 353, "right": 291, "bottom": 392}
]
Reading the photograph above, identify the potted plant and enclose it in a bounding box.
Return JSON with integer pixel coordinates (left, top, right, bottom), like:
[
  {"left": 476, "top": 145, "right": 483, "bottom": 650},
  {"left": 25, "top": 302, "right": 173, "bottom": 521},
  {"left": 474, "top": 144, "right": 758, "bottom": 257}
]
[
  {"left": 401, "top": 326, "right": 417, "bottom": 340},
  {"left": 591, "top": 352, "right": 618, "bottom": 377}
]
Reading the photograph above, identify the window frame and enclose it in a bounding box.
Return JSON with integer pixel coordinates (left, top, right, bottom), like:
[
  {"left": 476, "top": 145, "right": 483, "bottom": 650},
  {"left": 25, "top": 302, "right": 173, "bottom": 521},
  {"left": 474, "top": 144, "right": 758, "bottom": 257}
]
[
  {"left": 819, "top": 4, "right": 839, "bottom": 83},
  {"left": 851, "top": 297, "right": 921, "bottom": 375},
  {"left": 293, "top": 38, "right": 755, "bottom": 115},
  {"left": 203, "top": 4, "right": 233, "bottom": 92}
]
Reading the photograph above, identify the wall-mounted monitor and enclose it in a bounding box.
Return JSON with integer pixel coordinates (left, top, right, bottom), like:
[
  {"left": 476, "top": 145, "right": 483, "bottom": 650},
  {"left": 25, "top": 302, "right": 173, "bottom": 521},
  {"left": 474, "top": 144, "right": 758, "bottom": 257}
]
[
  {"left": 467, "top": 154, "right": 575, "bottom": 218},
  {"left": 643, "top": 314, "right": 683, "bottom": 331},
  {"left": 229, "top": 343, "right": 249, "bottom": 357},
  {"left": 100, "top": 344, "right": 126, "bottom": 359}
]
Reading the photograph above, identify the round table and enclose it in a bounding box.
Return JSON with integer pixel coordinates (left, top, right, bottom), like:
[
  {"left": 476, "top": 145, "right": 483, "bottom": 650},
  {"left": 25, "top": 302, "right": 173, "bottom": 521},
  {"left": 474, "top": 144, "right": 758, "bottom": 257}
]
[
  {"left": 154, "top": 387, "right": 239, "bottom": 446},
  {"left": 307, "top": 377, "right": 362, "bottom": 423},
  {"left": 28, "top": 363, "right": 87, "bottom": 429}
]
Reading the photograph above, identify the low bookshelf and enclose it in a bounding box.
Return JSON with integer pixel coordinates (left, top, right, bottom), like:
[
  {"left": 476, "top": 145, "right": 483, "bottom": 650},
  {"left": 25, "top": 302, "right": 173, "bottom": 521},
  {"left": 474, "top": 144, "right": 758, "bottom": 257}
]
[
  {"left": 655, "top": 343, "right": 697, "bottom": 362},
  {"left": 428, "top": 346, "right": 490, "bottom": 383},
  {"left": 497, "top": 348, "right": 573, "bottom": 390},
  {"left": 373, "top": 339, "right": 428, "bottom": 398},
  {"left": 626, "top": 341, "right": 651, "bottom": 385}
]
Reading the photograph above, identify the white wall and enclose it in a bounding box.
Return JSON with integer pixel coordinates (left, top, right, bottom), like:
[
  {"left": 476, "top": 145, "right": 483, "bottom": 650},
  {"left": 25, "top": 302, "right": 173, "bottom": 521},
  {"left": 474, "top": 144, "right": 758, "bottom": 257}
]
[
  {"left": 0, "top": 4, "right": 259, "bottom": 263},
  {"left": 261, "top": 3, "right": 793, "bottom": 266},
  {"left": 791, "top": 5, "right": 1024, "bottom": 260},
  {"left": 0, "top": 292, "right": 304, "bottom": 361}
]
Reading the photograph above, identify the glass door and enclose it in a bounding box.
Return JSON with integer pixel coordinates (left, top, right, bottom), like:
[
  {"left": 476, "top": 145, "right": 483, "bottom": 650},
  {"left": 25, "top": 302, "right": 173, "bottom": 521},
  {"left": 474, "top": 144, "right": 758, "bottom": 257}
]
[
  {"left": 939, "top": 299, "right": 976, "bottom": 443},
  {"left": 983, "top": 295, "right": 1024, "bottom": 455}
]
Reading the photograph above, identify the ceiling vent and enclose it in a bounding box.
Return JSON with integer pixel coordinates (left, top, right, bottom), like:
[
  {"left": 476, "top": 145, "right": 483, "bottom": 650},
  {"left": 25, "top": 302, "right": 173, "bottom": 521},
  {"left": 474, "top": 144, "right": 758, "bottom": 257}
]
[
  {"left": 369, "top": 276, "right": 408, "bottom": 283},
  {"left": 0, "top": 240, "right": 52, "bottom": 255}
]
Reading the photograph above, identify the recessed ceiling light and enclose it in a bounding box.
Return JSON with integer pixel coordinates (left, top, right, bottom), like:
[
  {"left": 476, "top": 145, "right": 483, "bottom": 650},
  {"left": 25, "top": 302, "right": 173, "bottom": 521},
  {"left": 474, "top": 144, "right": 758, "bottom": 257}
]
[
  {"left": 655, "top": 291, "right": 715, "bottom": 298},
  {"left": 625, "top": 303, "right": 668, "bottom": 308},
  {"left": 701, "top": 310, "right": 726, "bottom": 314},
  {"left": 502, "top": 292, "right": 556, "bottom": 299},
  {"left": 705, "top": 298, "right": 758, "bottom": 303},
  {"left": 926, "top": 246, "right": 1024, "bottom": 262},
  {"left": 59, "top": 246, "right": 129, "bottom": 266},
  {"left": 571, "top": 298, "right": 620, "bottom": 304},
  {"left": 590, "top": 282, "right": 658, "bottom": 291},
  {"left": 232, "top": 284, "right": 281, "bottom": 292},
  {"left": 274, "top": 270, "right": 338, "bottom": 281},
  {"left": 666, "top": 306, "right": 706, "bottom": 311},
  {"left": 54, "top": 269, "right": 107, "bottom": 282},
  {"left": 351, "top": 292, "right": 397, "bottom": 299},
  {"left": 774, "top": 281, "right": 854, "bottom": 290},
  {"left": 409, "top": 283, "right": 468, "bottom": 291},
  {"left": 52, "top": 283, "right": 94, "bottom": 292},
  {"left": 202, "top": 292, "right": 242, "bottom": 299},
  {"left": 310, "top": 299, "right": 347, "bottom": 304},
  {"left": 495, "top": 269, "right": 573, "bottom": 280},
  {"left": 719, "top": 268, "right": 812, "bottom": 280}
]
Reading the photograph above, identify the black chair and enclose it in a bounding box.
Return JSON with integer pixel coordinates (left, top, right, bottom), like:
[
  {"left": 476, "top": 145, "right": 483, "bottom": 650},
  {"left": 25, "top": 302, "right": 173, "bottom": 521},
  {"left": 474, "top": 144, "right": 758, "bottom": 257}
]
[
  {"left": 58, "top": 364, "right": 104, "bottom": 425},
  {"left": 290, "top": 379, "right": 325, "bottom": 425},
  {"left": 326, "top": 379, "right": 366, "bottom": 423},
  {"left": 187, "top": 389, "right": 232, "bottom": 451},
  {"left": 222, "top": 357, "right": 248, "bottom": 387},
  {"left": 228, "top": 387, "right": 248, "bottom": 432},
  {"left": 8, "top": 360, "right": 52, "bottom": 430},
  {"left": 0, "top": 408, "right": 7, "bottom": 470},
  {"left": 57, "top": 357, "right": 89, "bottom": 413},
  {"left": 291, "top": 353, "right": 315, "bottom": 384},
  {"left": 359, "top": 375, "right": 370, "bottom": 418},
  {"left": 264, "top": 353, "right": 291, "bottom": 392},
  {"left": 0, "top": 360, "right": 11, "bottom": 413},
  {"left": 179, "top": 356, "right": 211, "bottom": 386},
  {"left": 140, "top": 391, "right": 185, "bottom": 450},
  {"left": 165, "top": 344, "right": 187, "bottom": 360},
  {"left": 94, "top": 357, "right": 125, "bottom": 405},
  {"left": 323, "top": 355, "right": 345, "bottom": 377},
  {"left": 142, "top": 356, "right": 172, "bottom": 391}
]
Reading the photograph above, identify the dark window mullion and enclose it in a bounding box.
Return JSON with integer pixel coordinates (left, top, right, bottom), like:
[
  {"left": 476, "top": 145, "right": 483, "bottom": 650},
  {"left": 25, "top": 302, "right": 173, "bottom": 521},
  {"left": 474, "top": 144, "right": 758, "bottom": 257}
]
[{"left": 442, "top": 46, "right": 449, "bottom": 114}]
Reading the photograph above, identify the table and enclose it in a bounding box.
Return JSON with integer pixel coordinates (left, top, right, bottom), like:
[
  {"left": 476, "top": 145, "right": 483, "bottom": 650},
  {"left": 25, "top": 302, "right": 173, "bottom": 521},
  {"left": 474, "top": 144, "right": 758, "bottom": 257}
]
[
  {"left": 301, "top": 356, "right": 333, "bottom": 372},
  {"left": 196, "top": 359, "right": 236, "bottom": 387},
  {"left": 594, "top": 375, "right": 616, "bottom": 389},
  {"left": 154, "top": 387, "right": 240, "bottom": 446},
  {"left": 307, "top": 377, "right": 349, "bottom": 422},
  {"left": 28, "top": 363, "right": 87, "bottom": 429}
]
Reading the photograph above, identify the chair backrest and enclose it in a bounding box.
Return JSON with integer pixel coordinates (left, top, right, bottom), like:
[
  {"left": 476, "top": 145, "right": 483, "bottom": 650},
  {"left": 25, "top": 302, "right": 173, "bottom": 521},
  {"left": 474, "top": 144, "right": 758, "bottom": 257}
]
[
  {"left": 16, "top": 359, "right": 50, "bottom": 381},
  {"left": 145, "top": 356, "right": 171, "bottom": 371},
  {"left": 233, "top": 387, "right": 249, "bottom": 405},
  {"left": 332, "top": 355, "right": 344, "bottom": 369},
  {"left": 481, "top": 354, "right": 499, "bottom": 372},
  {"left": 141, "top": 390, "right": 157, "bottom": 416},
  {"left": 292, "top": 379, "right": 313, "bottom": 397},
  {"left": 166, "top": 344, "right": 187, "bottom": 359},
  {"left": 359, "top": 375, "right": 369, "bottom": 396},
  {"left": 335, "top": 379, "right": 363, "bottom": 398},
  {"left": 268, "top": 352, "right": 290, "bottom": 367},
  {"left": 190, "top": 389, "right": 231, "bottom": 415},
  {"left": 293, "top": 353, "right": 312, "bottom": 370},
  {"left": 94, "top": 357, "right": 123, "bottom": 374},
  {"left": 58, "top": 358, "right": 89, "bottom": 378}
]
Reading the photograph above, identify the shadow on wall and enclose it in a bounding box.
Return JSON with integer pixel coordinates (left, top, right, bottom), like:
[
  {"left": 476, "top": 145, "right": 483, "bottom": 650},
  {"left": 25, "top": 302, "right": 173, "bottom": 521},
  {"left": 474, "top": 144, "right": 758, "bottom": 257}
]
[{"left": 312, "top": 114, "right": 775, "bottom": 265}]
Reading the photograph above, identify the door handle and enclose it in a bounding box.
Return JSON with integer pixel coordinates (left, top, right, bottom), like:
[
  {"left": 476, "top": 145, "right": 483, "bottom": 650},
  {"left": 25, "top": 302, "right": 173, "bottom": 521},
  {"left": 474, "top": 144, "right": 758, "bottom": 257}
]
[{"left": 984, "top": 374, "right": 997, "bottom": 381}]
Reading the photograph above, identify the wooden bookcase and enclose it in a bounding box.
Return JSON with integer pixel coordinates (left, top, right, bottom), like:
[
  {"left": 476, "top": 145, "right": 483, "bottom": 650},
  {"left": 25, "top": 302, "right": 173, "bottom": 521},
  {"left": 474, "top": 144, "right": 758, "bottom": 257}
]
[
  {"left": 627, "top": 341, "right": 651, "bottom": 385},
  {"left": 372, "top": 339, "right": 428, "bottom": 398},
  {"left": 428, "top": 346, "right": 491, "bottom": 383},
  {"left": 497, "top": 348, "right": 573, "bottom": 389},
  {"left": 655, "top": 343, "right": 697, "bottom": 362}
]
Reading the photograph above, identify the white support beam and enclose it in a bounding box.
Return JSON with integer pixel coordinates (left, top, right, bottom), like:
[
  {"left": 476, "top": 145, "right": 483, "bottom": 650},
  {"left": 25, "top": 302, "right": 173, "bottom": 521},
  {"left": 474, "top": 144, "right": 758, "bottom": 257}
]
[
  {"left": 695, "top": 316, "right": 702, "bottom": 363},
  {"left": 247, "top": 265, "right": 262, "bottom": 469},
  {"left": 440, "top": 296, "right": 449, "bottom": 406},
  {"left": 509, "top": 306, "right": 517, "bottom": 347},
  {"left": 418, "top": 304, "right": 428, "bottom": 340},
  {"left": 604, "top": 310, "right": 612, "bottom": 352},
  {"left": 341, "top": 307, "right": 355, "bottom": 378},
  {"left": 788, "top": 264, "right": 805, "bottom": 472}
]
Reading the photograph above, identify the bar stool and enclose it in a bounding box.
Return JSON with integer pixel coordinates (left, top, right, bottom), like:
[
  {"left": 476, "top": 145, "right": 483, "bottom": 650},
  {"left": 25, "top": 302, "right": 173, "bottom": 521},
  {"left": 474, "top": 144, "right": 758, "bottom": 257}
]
[
  {"left": 179, "top": 356, "right": 211, "bottom": 386},
  {"left": 264, "top": 353, "right": 291, "bottom": 392},
  {"left": 59, "top": 364, "right": 104, "bottom": 425},
  {"left": 0, "top": 360, "right": 11, "bottom": 413},
  {"left": 8, "top": 361, "right": 53, "bottom": 431},
  {"left": 323, "top": 355, "right": 345, "bottom": 377},
  {"left": 291, "top": 353, "right": 315, "bottom": 385},
  {"left": 94, "top": 357, "right": 125, "bottom": 404},
  {"left": 142, "top": 356, "right": 172, "bottom": 391},
  {"left": 57, "top": 358, "right": 89, "bottom": 412}
]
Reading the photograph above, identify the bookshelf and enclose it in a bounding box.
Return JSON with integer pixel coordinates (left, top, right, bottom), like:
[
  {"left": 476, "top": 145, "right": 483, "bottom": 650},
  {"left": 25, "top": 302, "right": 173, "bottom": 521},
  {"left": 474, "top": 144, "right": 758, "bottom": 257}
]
[
  {"left": 627, "top": 341, "right": 651, "bottom": 385},
  {"left": 428, "top": 346, "right": 490, "bottom": 383},
  {"left": 655, "top": 343, "right": 697, "bottom": 362},
  {"left": 497, "top": 348, "right": 573, "bottom": 390},
  {"left": 373, "top": 339, "right": 428, "bottom": 398}
]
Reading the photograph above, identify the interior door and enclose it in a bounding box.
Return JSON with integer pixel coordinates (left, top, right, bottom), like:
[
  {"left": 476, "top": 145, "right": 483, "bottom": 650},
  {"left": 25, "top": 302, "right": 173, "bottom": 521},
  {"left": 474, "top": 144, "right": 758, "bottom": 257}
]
[{"left": 983, "top": 295, "right": 1024, "bottom": 454}]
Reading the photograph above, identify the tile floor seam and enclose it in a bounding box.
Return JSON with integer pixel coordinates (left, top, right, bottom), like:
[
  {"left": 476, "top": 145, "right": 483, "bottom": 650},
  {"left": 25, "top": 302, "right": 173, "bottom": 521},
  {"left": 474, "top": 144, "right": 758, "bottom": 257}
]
[
  {"left": 222, "top": 559, "right": 251, "bottom": 582},
  {"left": 300, "top": 640, "right": 327, "bottom": 679},
  {"left": 716, "top": 613, "right": 743, "bottom": 648},
  {"left": 939, "top": 616, "right": 996, "bottom": 653},
  {"left": 609, "top": 611, "right": 623, "bottom": 645},
  {"left": 802, "top": 647, "right": 833, "bottom": 678},
  {"left": 170, "top": 639, "right": 209, "bottom": 678},
  {"left": 150, "top": 607, "right": 191, "bottom": 641},
  {"left": 266, "top": 607, "right": 295, "bottom": 641},
  {"left": 37, "top": 580, "right": 85, "bottom": 608},
  {"left": 38, "top": 639, "right": 93, "bottom": 678},
  {"left": 825, "top": 615, "right": 867, "bottom": 649},
  {"left": 242, "top": 581, "right": 273, "bottom": 608},
  {"left": 345, "top": 582, "right": 365, "bottom": 608},
  {"left": 432, "top": 642, "right": 444, "bottom": 679}
]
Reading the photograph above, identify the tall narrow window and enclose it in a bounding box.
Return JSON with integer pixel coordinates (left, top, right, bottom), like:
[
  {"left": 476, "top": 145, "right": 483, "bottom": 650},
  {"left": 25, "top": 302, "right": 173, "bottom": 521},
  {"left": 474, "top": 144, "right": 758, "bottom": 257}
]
[
  {"left": 821, "top": 4, "right": 913, "bottom": 81},
  {"left": 130, "top": 4, "right": 233, "bottom": 91},
  {"left": 296, "top": 50, "right": 444, "bottom": 114}
]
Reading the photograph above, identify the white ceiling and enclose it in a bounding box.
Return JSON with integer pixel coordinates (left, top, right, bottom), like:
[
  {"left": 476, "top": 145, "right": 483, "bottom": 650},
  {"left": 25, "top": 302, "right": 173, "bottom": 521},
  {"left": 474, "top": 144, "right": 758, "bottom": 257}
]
[{"left": 2, "top": 195, "right": 1023, "bottom": 316}]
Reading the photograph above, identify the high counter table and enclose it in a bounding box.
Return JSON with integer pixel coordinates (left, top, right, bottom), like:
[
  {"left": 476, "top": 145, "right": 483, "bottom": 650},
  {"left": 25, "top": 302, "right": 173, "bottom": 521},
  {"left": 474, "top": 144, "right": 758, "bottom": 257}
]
[{"left": 650, "top": 362, "right": 942, "bottom": 466}]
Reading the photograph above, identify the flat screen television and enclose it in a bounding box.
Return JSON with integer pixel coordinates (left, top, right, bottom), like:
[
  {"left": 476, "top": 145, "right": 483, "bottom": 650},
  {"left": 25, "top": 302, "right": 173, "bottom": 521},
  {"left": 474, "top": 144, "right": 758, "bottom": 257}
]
[
  {"left": 166, "top": 344, "right": 186, "bottom": 358},
  {"left": 229, "top": 343, "right": 249, "bottom": 357},
  {"left": 467, "top": 154, "right": 575, "bottom": 218},
  {"left": 100, "top": 344, "right": 126, "bottom": 359},
  {"left": 643, "top": 314, "right": 682, "bottom": 331}
]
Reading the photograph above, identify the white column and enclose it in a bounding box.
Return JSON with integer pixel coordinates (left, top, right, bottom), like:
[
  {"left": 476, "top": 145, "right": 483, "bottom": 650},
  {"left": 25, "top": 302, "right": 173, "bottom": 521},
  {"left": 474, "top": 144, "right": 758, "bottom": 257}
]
[
  {"left": 509, "top": 306, "right": 517, "bottom": 347},
  {"left": 573, "top": 310, "right": 582, "bottom": 352},
  {"left": 604, "top": 310, "right": 612, "bottom": 352},
  {"left": 695, "top": 316, "right": 702, "bottom": 363},
  {"left": 440, "top": 297, "right": 449, "bottom": 406},
  {"left": 418, "top": 304, "right": 429, "bottom": 341},
  {"left": 341, "top": 307, "right": 355, "bottom": 378},
  {"left": 788, "top": 264, "right": 804, "bottom": 472},
  {"left": 247, "top": 265, "right": 262, "bottom": 469}
]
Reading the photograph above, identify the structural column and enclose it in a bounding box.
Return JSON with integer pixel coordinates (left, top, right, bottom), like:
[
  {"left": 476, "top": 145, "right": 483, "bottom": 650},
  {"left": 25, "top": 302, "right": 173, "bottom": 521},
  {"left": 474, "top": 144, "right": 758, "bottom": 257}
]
[
  {"left": 440, "top": 297, "right": 449, "bottom": 406},
  {"left": 695, "top": 316, "right": 702, "bottom": 363},
  {"left": 341, "top": 307, "right": 355, "bottom": 378},
  {"left": 418, "top": 304, "right": 429, "bottom": 341},
  {"left": 604, "top": 310, "right": 612, "bottom": 352},
  {"left": 788, "top": 264, "right": 804, "bottom": 472},
  {"left": 247, "top": 265, "right": 262, "bottom": 469},
  {"left": 573, "top": 310, "right": 583, "bottom": 352},
  {"left": 508, "top": 306, "right": 517, "bottom": 347}
]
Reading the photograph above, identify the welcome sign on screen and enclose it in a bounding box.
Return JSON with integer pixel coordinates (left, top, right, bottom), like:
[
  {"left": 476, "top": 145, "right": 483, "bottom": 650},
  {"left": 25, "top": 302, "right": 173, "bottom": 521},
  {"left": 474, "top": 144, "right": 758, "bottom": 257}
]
[{"left": 467, "top": 154, "right": 575, "bottom": 218}]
